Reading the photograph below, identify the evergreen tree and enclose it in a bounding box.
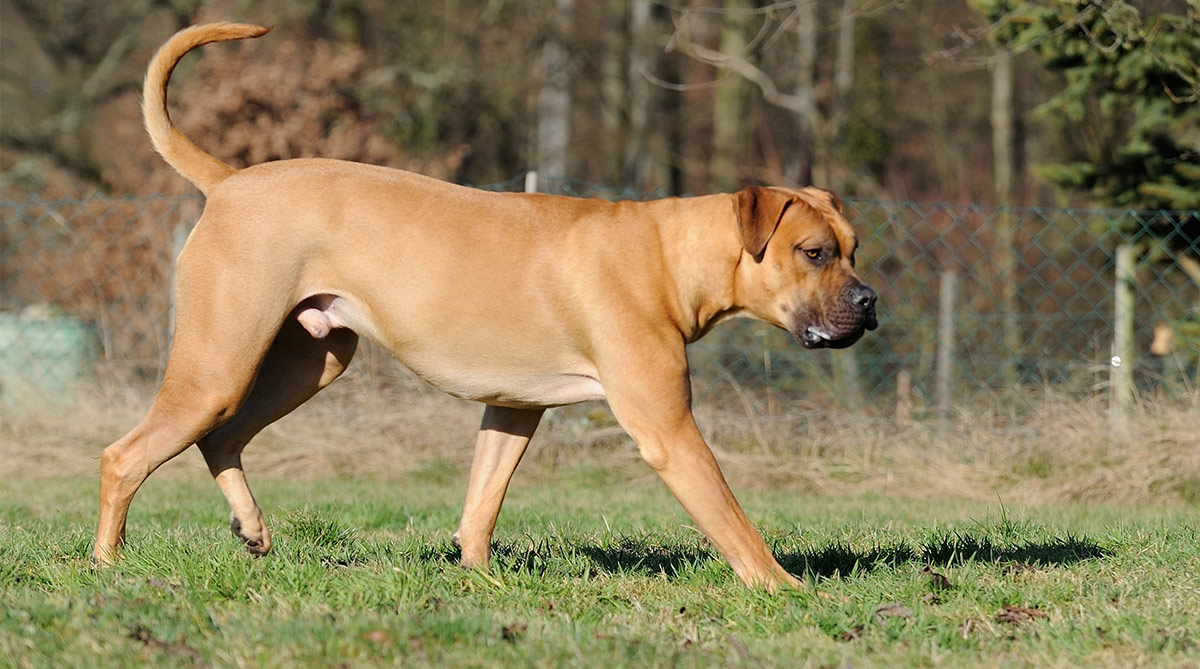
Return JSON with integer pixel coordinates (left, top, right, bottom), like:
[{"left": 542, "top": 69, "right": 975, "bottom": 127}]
[{"left": 979, "top": 0, "right": 1199, "bottom": 213}]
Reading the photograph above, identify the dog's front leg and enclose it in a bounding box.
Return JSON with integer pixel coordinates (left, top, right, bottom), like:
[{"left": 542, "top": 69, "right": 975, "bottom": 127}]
[
  {"left": 453, "top": 405, "right": 544, "bottom": 568},
  {"left": 602, "top": 348, "right": 800, "bottom": 590}
]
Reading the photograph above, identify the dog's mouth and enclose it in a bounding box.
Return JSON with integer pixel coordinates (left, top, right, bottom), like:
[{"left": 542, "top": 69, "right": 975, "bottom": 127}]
[
  {"left": 794, "top": 303, "right": 878, "bottom": 350},
  {"left": 798, "top": 325, "right": 864, "bottom": 350}
]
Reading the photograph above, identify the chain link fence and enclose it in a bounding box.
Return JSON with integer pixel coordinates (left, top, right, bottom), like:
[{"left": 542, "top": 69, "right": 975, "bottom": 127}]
[
  {"left": 2, "top": 183, "right": 1197, "bottom": 420},
  {"left": 691, "top": 199, "right": 1198, "bottom": 421}
]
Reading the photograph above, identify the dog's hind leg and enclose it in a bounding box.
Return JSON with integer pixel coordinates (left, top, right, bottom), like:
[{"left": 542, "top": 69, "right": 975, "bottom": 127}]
[
  {"left": 452, "top": 405, "right": 544, "bottom": 568},
  {"left": 93, "top": 225, "right": 305, "bottom": 565},
  {"left": 93, "top": 330, "right": 279, "bottom": 565},
  {"left": 197, "top": 318, "right": 358, "bottom": 555}
]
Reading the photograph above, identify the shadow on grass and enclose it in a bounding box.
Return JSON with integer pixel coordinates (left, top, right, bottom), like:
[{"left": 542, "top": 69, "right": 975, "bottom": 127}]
[
  {"left": 575, "top": 540, "right": 713, "bottom": 579},
  {"left": 422, "top": 538, "right": 713, "bottom": 579},
  {"left": 414, "top": 531, "right": 1110, "bottom": 581},
  {"left": 777, "top": 531, "right": 1110, "bottom": 579}
]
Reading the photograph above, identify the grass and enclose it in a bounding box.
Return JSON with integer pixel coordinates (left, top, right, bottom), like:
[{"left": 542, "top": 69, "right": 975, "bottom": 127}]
[
  {"left": 3, "top": 461, "right": 1199, "bottom": 668},
  {"left": 3, "top": 371, "right": 1198, "bottom": 666},
  {"left": 5, "top": 368, "right": 1199, "bottom": 506}
]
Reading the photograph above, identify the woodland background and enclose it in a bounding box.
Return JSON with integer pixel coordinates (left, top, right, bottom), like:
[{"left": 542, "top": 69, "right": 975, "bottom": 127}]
[
  {"left": 1, "top": 0, "right": 1195, "bottom": 208},
  {"left": 5, "top": 13, "right": 1200, "bottom": 663},
  {"left": 2, "top": 1, "right": 1200, "bottom": 546},
  {"left": 0, "top": 0, "right": 1197, "bottom": 418}
]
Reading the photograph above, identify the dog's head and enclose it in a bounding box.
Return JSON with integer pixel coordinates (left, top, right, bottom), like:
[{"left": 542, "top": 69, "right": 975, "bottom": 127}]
[{"left": 732, "top": 186, "right": 877, "bottom": 349}]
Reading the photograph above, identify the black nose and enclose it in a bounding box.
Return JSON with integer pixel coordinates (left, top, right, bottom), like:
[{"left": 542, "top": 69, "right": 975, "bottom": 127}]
[{"left": 850, "top": 283, "right": 877, "bottom": 311}]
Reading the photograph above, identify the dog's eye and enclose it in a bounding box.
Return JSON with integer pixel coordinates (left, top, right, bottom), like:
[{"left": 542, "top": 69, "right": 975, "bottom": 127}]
[{"left": 802, "top": 248, "right": 822, "bottom": 261}]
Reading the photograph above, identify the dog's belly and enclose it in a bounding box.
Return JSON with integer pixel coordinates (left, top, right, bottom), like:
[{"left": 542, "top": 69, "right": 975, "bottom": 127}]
[
  {"left": 294, "top": 293, "right": 605, "bottom": 408},
  {"left": 413, "top": 367, "right": 607, "bottom": 409}
]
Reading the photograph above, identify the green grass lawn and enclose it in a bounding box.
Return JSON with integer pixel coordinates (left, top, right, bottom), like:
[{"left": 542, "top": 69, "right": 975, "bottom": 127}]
[{"left": 3, "top": 462, "right": 1198, "bottom": 668}]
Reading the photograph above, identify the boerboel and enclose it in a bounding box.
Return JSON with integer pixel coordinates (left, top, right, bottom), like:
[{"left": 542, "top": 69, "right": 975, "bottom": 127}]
[{"left": 93, "top": 23, "right": 877, "bottom": 589}]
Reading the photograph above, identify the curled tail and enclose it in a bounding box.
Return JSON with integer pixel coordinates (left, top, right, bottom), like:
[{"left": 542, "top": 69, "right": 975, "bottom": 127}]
[{"left": 143, "top": 22, "right": 271, "bottom": 194}]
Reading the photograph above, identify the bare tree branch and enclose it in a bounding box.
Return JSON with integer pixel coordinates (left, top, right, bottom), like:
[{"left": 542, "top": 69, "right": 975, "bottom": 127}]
[
  {"left": 923, "top": 4, "right": 1100, "bottom": 66},
  {"left": 646, "top": 4, "right": 806, "bottom": 114},
  {"left": 683, "top": 42, "right": 809, "bottom": 115},
  {"left": 80, "top": 0, "right": 155, "bottom": 104}
]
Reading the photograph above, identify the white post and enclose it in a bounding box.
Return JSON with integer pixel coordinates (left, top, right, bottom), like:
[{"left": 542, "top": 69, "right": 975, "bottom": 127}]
[
  {"left": 168, "top": 222, "right": 187, "bottom": 340},
  {"left": 896, "top": 368, "right": 913, "bottom": 424},
  {"left": 936, "top": 268, "right": 958, "bottom": 424},
  {"left": 167, "top": 198, "right": 201, "bottom": 341},
  {"left": 1110, "top": 244, "right": 1135, "bottom": 427},
  {"left": 524, "top": 170, "right": 539, "bottom": 194}
]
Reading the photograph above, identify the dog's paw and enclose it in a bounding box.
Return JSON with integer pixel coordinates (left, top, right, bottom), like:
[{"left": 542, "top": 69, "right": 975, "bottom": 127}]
[{"left": 230, "top": 514, "right": 272, "bottom": 556}]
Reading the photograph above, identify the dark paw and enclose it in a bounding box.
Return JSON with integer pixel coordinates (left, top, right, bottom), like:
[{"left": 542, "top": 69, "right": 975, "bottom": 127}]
[{"left": 230, "top": 516, "right": 270, "bottom": 556}]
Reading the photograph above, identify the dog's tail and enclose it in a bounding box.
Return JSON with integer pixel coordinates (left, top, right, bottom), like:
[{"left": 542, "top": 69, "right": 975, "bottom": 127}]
[{"left": 143, "top": 22, "right": 271, "bottom": 194}]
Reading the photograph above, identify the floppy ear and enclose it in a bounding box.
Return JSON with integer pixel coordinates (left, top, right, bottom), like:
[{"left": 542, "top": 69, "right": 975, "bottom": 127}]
[
  {"left": 798, "top": 186, "right": 842, "bottom": 213},
  {"left": 733, "top": 187, "right": 794, "bottom": 259}
]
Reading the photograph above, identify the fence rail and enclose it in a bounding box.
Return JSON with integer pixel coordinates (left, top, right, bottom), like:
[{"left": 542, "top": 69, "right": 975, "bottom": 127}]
[{"left": 2, "top": 183, "right": 1197, "bottom": 421}]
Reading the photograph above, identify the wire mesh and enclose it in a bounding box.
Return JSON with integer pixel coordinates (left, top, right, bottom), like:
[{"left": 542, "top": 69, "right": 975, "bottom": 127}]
[{"left": 1, "top": 184, "right": 1196, "bottom": 416}]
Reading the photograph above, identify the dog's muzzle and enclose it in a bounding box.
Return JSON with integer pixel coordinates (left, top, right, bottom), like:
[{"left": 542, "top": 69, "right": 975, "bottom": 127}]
[{"left": 798, "top": 283, "right": 878, "bottom": 350}]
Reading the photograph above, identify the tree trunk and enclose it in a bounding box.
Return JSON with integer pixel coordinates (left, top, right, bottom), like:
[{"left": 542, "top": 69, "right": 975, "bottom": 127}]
[
  {"left": 826, "top": 0, "right": 855, "bottom": 192},
  {"left": 601, "top": 3, "right": 626, "bottom": 183},
  {"left": 711, "top": 0, "right": 747, "bottom": 192},
  {"left": 537, "top": 0, "right": 574, "bottom": 182},
  {"left": 830, "top": 0, "right": 862, "bottom": 408},
  {"left": 624, "top": 0, "right": 653, "bottom": 187},
  {"left": 991, "top": 48, "right": 1021, "bottom": 385},
  {"left": 680, "top": 0, "right": 717, "bottom": 193},
  {"left": 789, "top": 0, "right": 819, "bottom": 186}
]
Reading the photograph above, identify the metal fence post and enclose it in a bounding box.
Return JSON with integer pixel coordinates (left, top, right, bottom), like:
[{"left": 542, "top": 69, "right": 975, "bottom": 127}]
[
  {"left": 833, "top": 350, "right": 864, "bottom": 411},
  {"left": 936, "top": 268, "right": 958, "bottom": 423},
  {"left": 167, "top": 197, "right": 201, "bottom": 347},
  {"left": 895, "top": 368, "right": 913, "bottom": 423},
  {"left": 996, "top": 209, "right": 1021, "bottom": 386},
  {"left": 168, "top": 222, "right": 186, "bottom": 341},
  {"left": 1110, "top": 243, "right": 1135, "bottom": 427}
]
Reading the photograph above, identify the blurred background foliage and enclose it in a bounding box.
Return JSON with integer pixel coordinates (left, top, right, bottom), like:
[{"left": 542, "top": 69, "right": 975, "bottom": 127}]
[
  {"left": 1, "top": 0, "right": 1196, "bottom": 422},
  {"left": 2, "top": 0, "right": 1195, "bottom": 213}
]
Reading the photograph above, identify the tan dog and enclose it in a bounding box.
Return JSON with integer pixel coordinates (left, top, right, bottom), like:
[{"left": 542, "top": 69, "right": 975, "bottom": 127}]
[{"left": 94, "top": 23, "right": 877, "bottom": 589}]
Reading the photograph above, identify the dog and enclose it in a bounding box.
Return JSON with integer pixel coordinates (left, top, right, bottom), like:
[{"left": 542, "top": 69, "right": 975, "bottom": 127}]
[{"left": 93, "top": 23, "right": 877, "bottom": 589}]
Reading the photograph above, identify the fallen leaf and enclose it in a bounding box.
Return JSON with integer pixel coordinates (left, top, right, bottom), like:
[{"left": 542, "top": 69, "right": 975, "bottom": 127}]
[
  {"left": 127, "top": 625, "right": 202, "bottom": 662},
  {"left": 994, "top": 603, "right": 1048, "bottom": 624},
  {"left": 501, "top": 623, "right": 527, "bottom": 642},
  {"left": 837, "top": 625, "right": 865, "bottom": 642},
  {"left": 874, "top": 602, "right": 914, "bottom": 625},
  {"left": 361, "top": 629, "right": 389, "bottom": 644}
]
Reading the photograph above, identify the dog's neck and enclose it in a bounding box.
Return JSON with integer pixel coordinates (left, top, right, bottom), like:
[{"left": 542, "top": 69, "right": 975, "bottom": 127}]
[{"left": 655, "top": 194, "right": 746, "bottom": 343}]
